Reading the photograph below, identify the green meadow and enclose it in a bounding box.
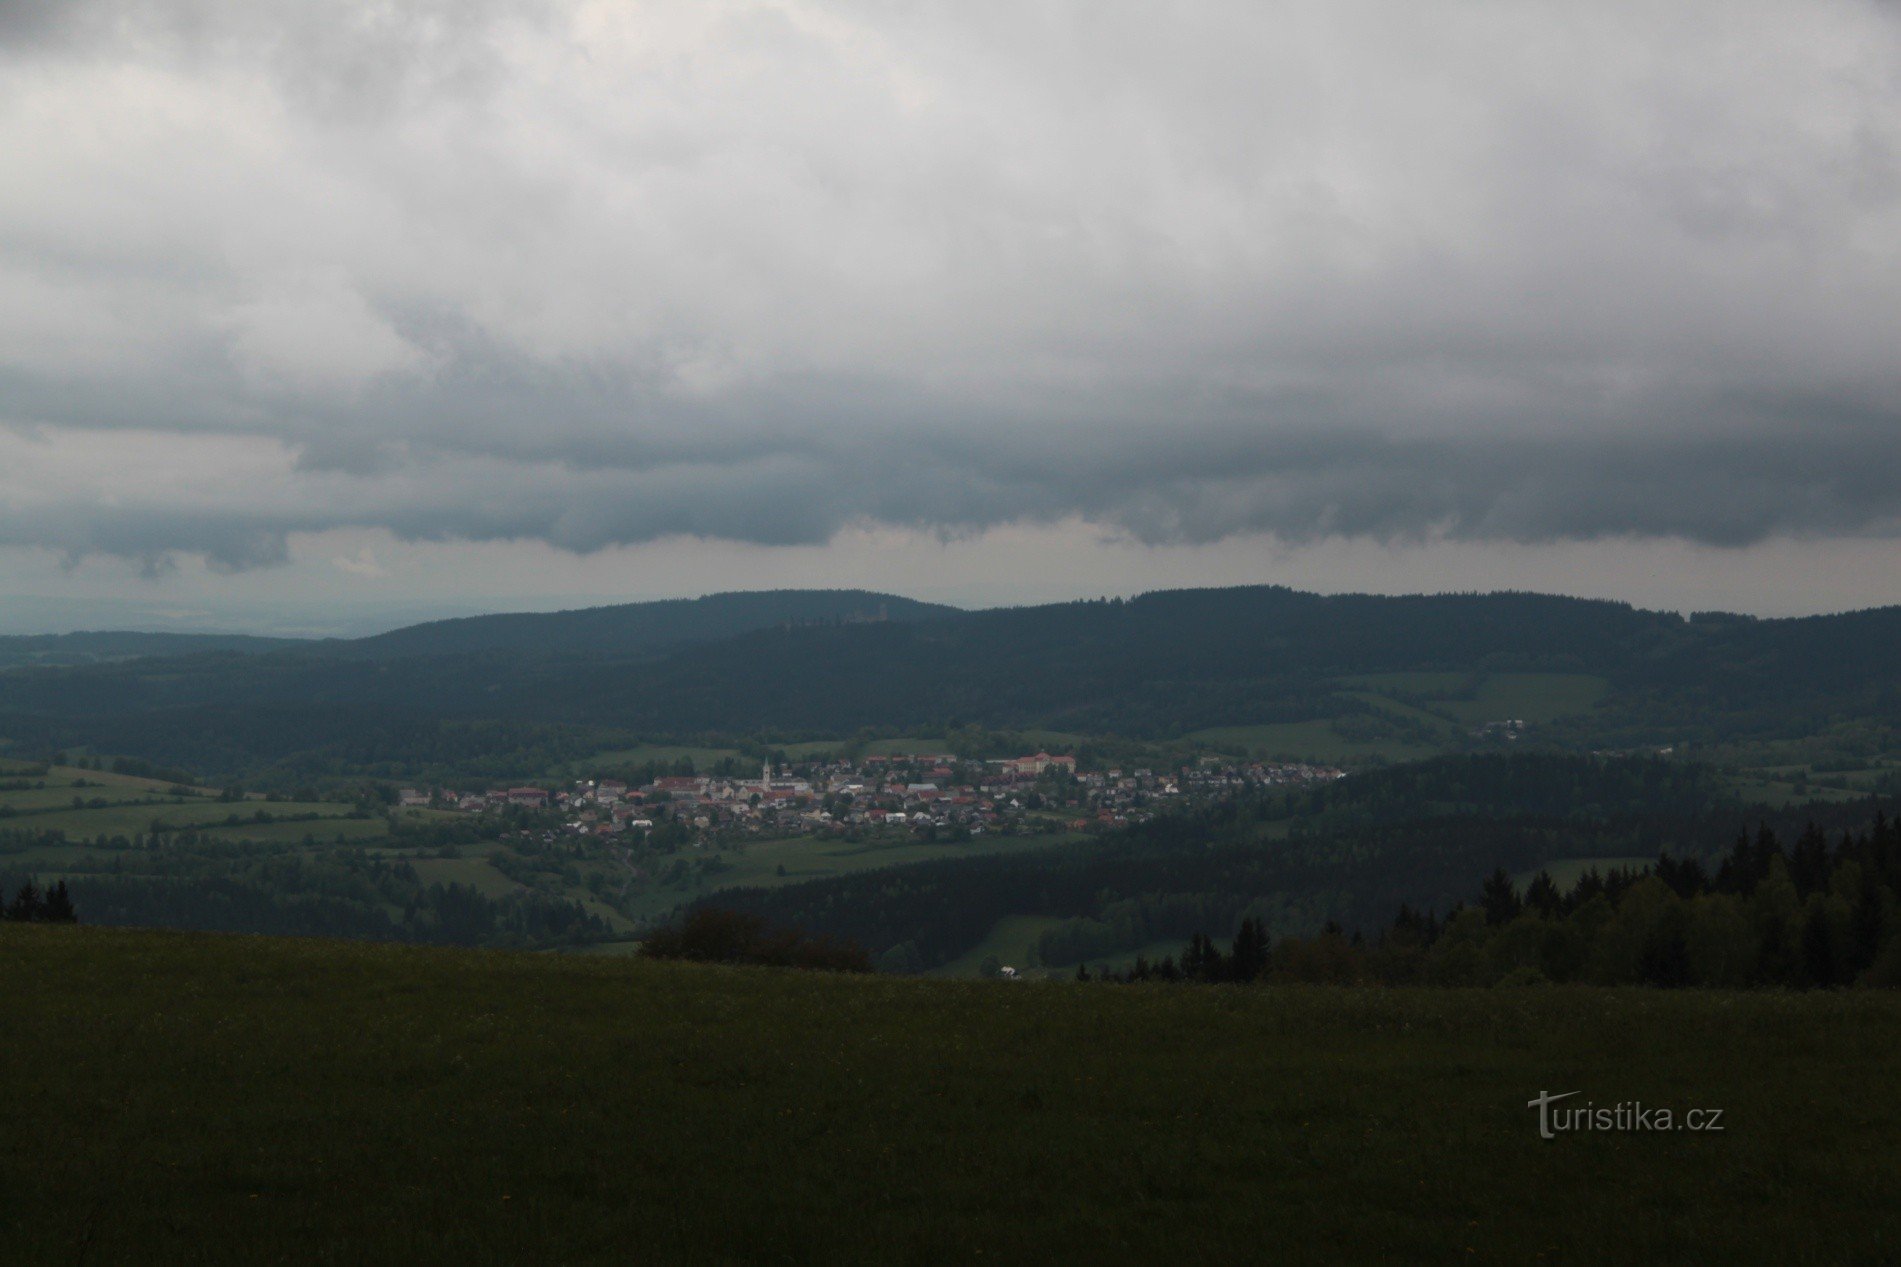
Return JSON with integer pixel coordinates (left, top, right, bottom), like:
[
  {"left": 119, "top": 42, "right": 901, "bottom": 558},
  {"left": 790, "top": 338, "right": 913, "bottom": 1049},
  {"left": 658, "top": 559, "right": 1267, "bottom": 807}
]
[
  {"left": 2, "top": 925, "right": 1895, "bottom": 1264},
  {"left": 23, "top": 799, "right": 359, "bottom": 838},
  {"left": 1343, "top": 671, "right": 1611, "bottom": 725},
  {"left": 0, "top": 763, "right": 361, "bottom": 842},
  {"left": 1188, "top": 673, "right": 1616, "bottom": 765},
  {"left": 927, "top": 913, "right": 1068, "bottom": 976},
  {"left": 858, "top": 734, "right": 955, "bottom": 756}
]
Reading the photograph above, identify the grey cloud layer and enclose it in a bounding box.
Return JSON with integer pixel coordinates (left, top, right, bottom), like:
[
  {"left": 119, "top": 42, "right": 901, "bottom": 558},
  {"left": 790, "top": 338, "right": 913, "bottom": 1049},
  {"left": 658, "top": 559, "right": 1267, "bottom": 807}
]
[{"left": 3, "top": 0, "right": 1900, "bottom": 567}]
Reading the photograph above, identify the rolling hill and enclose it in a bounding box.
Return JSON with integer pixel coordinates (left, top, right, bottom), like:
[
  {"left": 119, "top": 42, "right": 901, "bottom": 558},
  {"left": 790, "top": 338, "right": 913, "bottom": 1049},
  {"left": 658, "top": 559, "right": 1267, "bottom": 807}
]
[
  {"left": 329, "top": 588, "right": 958, "bottom": 659},
  {"left": 0, "top": 585, "right": 1896, "bottom": 780}
]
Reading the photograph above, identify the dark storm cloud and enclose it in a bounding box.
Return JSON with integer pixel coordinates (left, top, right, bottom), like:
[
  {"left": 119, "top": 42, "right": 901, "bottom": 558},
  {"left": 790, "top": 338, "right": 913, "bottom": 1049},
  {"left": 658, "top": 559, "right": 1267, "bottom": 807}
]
[{"left": 3, "top": 0, "right": 1901, "bottom": 570}]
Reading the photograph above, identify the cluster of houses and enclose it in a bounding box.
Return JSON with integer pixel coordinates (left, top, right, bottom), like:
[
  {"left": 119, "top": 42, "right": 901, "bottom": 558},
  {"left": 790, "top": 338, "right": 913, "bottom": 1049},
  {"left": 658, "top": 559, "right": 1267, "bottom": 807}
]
[{"left": 399, "top": 750, "right": 1345, "bottom": 844}]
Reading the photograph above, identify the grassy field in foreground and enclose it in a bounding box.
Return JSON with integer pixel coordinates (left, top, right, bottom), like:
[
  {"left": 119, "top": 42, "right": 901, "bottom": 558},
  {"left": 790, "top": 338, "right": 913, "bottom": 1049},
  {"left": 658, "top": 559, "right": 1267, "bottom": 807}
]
[{"left": 3, "top": 927, "right": 1897, "bottom": 1265}]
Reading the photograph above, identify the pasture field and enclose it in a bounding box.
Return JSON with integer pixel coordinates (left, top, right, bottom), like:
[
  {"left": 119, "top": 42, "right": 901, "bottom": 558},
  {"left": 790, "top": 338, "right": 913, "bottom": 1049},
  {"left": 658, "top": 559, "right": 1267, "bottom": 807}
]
[
  {"left": 1186, "top": 673, "right": 1616, "bottom": 765},
  {"left": 3, "top": 925, "right": 1895, "bottom": 1264},
  {"left": 0, "top": 785, "right": 184, "bottom": 813},
  {"left": 2, "top": 762, "right": 385, "bottom": 854},
  {"left": 1342, "top": 690, "right": 1463, "bottom": 732},
  {"left": 20, "top": 799, "right": 359, "bottom": 839},
  {"left": 1436, "top": 672, "right": 1610, "bottom": 725},
  {"left": 196, "top": 817, "right": 395, "bottom": 846},
  {"left": 858, "top": 735, "right": 955, "bottom": 756},
  {"left": 1343, "top": 671, "right": 1610, "bottom": 725},
  {"left": 927, "top": 913, "right": 1068, "bottom": 977},
  {"left": 0, "top": 760, "right": 211, "bottom": 794},
  {"left": 776, "top": 740, "right": 844, "bottom": 759},
  {"left": 406, "top": 853, "right": 527, "bottom": 900},
  {"left": 929, "top": 916, "right": 1183, "bottom": 979}
]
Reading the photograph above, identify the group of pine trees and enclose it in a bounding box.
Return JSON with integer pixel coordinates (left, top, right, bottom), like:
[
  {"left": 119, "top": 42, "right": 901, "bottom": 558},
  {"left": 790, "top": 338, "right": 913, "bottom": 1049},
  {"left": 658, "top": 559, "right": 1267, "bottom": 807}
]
[
  {"left": 1079, "top": 918, "right": 1270, "bottom": 983},
  {"left": 1088, "top": 814, "right": 1901, "bottom": 989},
  {"left": 2, "top": 880, "right": 77, "bottom": 923}
]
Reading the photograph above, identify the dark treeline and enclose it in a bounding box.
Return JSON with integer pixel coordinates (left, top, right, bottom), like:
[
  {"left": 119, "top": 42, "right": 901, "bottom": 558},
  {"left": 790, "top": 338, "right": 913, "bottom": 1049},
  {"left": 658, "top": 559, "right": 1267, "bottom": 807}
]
[
  {"left": 1101, "top": 814, "right": 1901, "bottom": 989},
  {"left": 41, "top": 875, "right": 604, "bottom": 948},
  {"left": 3, "top": 879, "right": 77, "bottom": 923}
]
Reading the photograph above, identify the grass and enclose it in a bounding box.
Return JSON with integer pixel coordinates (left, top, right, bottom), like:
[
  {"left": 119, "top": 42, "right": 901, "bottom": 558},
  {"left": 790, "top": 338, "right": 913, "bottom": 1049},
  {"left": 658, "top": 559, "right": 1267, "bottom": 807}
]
[
  {"left": 858, "top": 735, "right": 955, "bottom": 756},
  {"left": 931, "top": 917, "right": 1187, "bottom": 979},
  {"left": 196, "top": 818, "right": 394, "bottom": 846},
  {"left": 1010, "top": 728, "right": 1090, "bottom": 750},
  {"left": 1438, "top": 673, "right": 1610, "bottom": 725},
  {"left": 929, "top": 914, "right": 1068, "bottom": 977},
  {"left": 407, "top": 855, "right": 528, "bottom": 900},
  {"left": 17, "top": 800, "right": 358, "bottom": 839},
  {"left": 3, "top": 924, "right": 1896, "bottom": 1264},
  {"left": 1344, "top": 672, "right": 1610, "bottom": 726},
  {"left": 1343, "top": 690, "right": 1464, "bottom": 732},
  {"left": 1, "top": 764, "right": 371, "bottom": 850},
  {"left": 0, "top": 786, "right": 185, "bottom": 813}
]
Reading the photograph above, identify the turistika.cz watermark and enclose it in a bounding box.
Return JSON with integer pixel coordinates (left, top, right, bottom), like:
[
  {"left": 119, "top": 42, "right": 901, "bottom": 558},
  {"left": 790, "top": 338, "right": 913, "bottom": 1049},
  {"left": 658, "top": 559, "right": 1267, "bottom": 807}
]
[{"left": 1527, "top": 1090, "right": 1725, "bottom": 1139}]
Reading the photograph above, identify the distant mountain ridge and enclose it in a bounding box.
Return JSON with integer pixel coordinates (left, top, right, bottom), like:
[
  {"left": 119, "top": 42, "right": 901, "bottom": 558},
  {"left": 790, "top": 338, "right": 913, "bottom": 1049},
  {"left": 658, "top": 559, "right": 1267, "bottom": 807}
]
[
  {"left": 0, "top": 631, "right": 306, "bottom": 672},
  {"left": 0, "top": 590, "right": 958, "bottom": 670},
  {"left": 0, "top": 584, "right": 1897, "bottom": 780},
  {"left": 329, "top": 589, "right": 960, "bottom": 660}
]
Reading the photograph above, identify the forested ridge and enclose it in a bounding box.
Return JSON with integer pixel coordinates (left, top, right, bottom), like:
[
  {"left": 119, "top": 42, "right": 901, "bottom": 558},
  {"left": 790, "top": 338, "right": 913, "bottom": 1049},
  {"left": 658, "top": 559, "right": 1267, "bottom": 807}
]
[{"left": 2, "top": 586, "right": 1899, "bottom": 782}]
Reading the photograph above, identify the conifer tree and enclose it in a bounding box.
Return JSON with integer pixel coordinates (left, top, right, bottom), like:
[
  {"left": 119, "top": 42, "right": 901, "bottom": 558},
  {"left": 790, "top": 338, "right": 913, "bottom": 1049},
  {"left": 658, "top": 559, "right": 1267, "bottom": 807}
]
[
  {"left": 7, "top": 881, "right": 42, "bottom": 922},
  {"left": 1524, "top": 871, "right": 1563, "bottom": 918},
  {"left": 40, "top": 880, "right": 76, "bottom": 923},
  {"left": 1229, "top": 918, "right": 1269, "bottom": 983},
  {"left": 1790, "top": 823, "right": 1831, "bottom": 898},
  {"left": 1800, "top": 906, "right": 1839, "bottom": 988},
  {"left": 1481, "top": 869, "right": 1520, "bottom": 926},
  {"left": 1847, "top": 876, "right": 1885, "bottom": 979}
]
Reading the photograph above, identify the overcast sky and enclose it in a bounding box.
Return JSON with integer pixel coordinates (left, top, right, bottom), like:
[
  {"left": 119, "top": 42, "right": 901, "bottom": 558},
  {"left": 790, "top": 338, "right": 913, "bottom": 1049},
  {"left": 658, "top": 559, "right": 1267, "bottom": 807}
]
[{"left": 4, "top": 0, "right": 1900, "bottom": 633}]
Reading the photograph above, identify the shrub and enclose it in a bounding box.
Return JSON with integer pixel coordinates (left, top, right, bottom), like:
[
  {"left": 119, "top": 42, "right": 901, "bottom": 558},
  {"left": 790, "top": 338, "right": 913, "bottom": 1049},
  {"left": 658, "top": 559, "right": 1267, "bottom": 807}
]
[{"left": 639, "top": 909, "right": 872, "bottom": 973}]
